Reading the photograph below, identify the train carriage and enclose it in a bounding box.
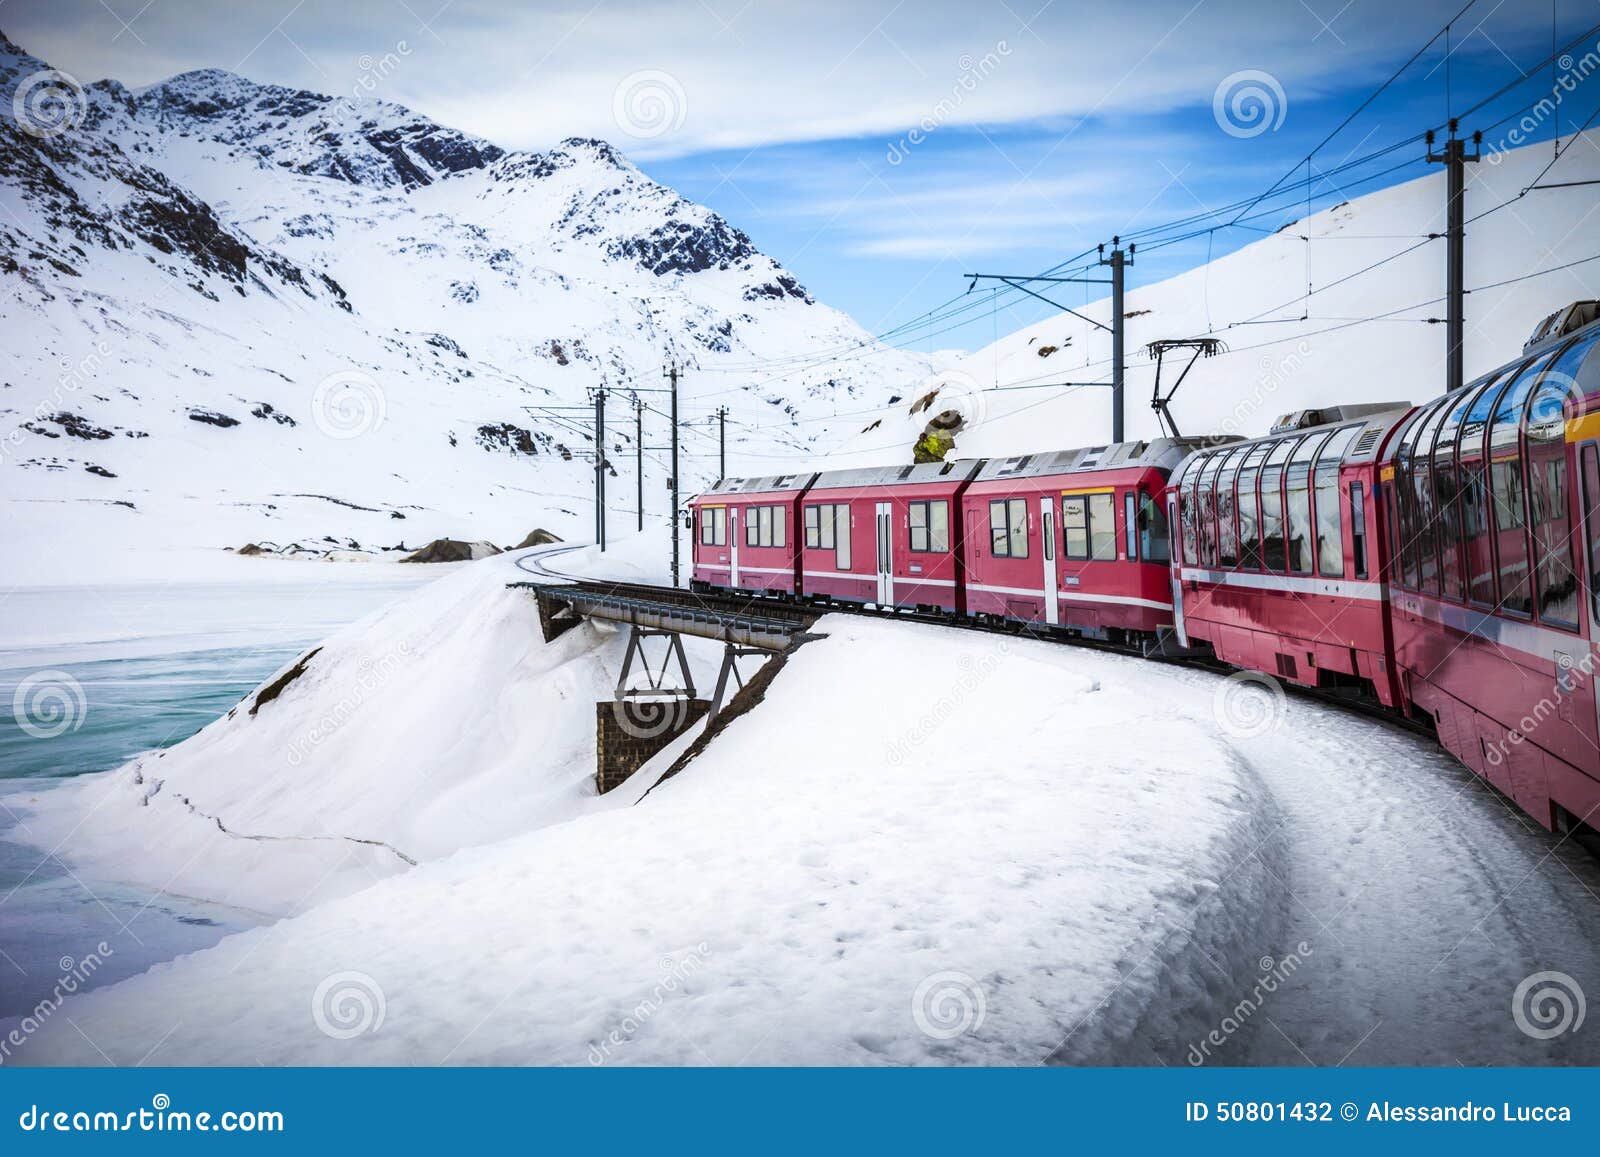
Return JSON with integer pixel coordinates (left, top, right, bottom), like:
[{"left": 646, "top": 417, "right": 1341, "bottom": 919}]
[
  {"left": 689, "top": 472, "right": 816, "bottom": 595},
  {"left": 1381, "top": 314, "right": 1600, "bottom": 830},
  {"left": 960, "top": 438, "right": 1211, "bottom": 643},
  {"left": 797, "top": 460, "right": 984, "bottom": 611},
  {"left": 1170, "top": 404, "right": 1405, "bottom": 704}
]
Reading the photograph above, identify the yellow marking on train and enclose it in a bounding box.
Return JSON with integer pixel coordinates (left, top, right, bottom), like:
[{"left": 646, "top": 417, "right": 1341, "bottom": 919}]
[
  {"left": 1380, "top": 466, "right": 1395, "bottom": 482},
  {"left": 1566, "top": 412, "right": 1600, "bottom": 443},
  {"left": 1061, "top": 486, "right": 1116, "bottom": 497}
]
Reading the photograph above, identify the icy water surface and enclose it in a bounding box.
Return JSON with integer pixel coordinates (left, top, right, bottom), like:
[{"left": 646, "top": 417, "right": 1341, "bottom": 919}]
[{"left": 0, "top": 571, "right": 435, "bottom": 1029}]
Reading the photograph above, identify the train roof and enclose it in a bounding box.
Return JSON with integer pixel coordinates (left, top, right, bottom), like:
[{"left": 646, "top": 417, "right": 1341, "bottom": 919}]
[
  {"left": 806, "top": 458, "right": 986, "bottom": 492},
  {"left": 694, "top": 471, "right": 818, "bottom": 498},
  {"left": 1169, "top": 405, "right": 1412, "bottom": 487},
  {"left": 970, "top": 436, "right": 1228, "bottom": 483}
]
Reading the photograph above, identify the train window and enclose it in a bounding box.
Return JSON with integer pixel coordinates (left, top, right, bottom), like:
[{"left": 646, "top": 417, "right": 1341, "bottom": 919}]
[
  {"left": 990, "top": 498, "right": 1028, "bottom": 558},
  {"left": 805, "top": 505, "right": 821, "bottom": 549},
  {"left": 1215, "top": 450, "right": 1241, "bottom": 567},
  {"left": 1139, "top": 490, "right": 1170, "bottom": 563},
  {"left": 1488, "top": 353, "right": 1557, "bottom": 615},
  {"left": 1392, "top": 402, "right": 1438, "bottom": 590},
  {"left": 1089, "top": 492, "right": 1117, "bottom": 560},
  {"left": 744, "top": 505, "right": 783, "bottom": 548},
  {"left": 1287, "top": 433, "right": 1325, "bottom": 575},
  {"left": 908, "top": 501, "right": 949, "bottom": 552},
  {"left": 701, "top": 506, "right": 727, "bottom": 547},
  {"left": 1583, "top": 444, "right": 1600, "bottom": 624},
  {"left": 1525, "top": 376, "right": 1579, "bottom": 630},
  {"left": 1063, "top": 495, "right": 1089, "bottom": 559},
  {"left": 1180, "top": 477, "right": 1199, "bottom": 567},
  {"left": 1197, "top": 455, "right": 1224, "bottom": 567},
  {"left": 1431, "top": 390, "right": 1473, "bottom": 601},
  {"left": 1411, "top": 403, "right": 1450, "bottom": 595},
  {"left": 1260, "top": 438, "right": 1296, "bottom": 573},
  {"left": 775, "top": 507, "right": 787, "bottom": 549},
  {"left": 1349, "top": 482, "right": 1367, "bottom": 579},
  {"left": 1311, "top": 428, "right": 1354, "bottom": 578},
  {"left": 1237, "top": 444, "right": 1269, "bottom": 569},
  {"left": 833, "top": 504, "right": 852, "bottom": 569},
  {"left": 1125, "top": 493, "right": 1138, "bottom": 562},
  {"left": 1457, "top": 374, "right": 1504, "bottom": 605}
]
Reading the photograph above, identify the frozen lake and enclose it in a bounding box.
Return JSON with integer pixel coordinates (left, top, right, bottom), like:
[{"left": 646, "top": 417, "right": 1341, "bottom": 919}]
[{"left": 0, "top": 568, "right": 437, "bottom": 1023}]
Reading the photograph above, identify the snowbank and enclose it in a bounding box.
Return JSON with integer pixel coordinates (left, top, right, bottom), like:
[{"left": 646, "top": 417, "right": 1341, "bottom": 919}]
[
  {"left": 8, "top": 547, "right": 724, "bottom": 915},
  {"left": 18, "top": 616, "right": 1271, "bottom": 1066}
]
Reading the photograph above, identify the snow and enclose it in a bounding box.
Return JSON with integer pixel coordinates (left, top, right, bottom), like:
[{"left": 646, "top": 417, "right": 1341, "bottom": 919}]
[
  {"left": 0, "top": 33, "right": 931, "bottom": 586},
  {"left": 10, "top": 537, "right": 1600, "bottom": 1065},
  {"left": 6, "top": 545, "right": 723, "bottom": 916},
  {"left": 11, "top": 613, "right": 1271, "bottom": 1066},
  {"left": 819, "top": 129, "right": 1600, "bottom": 469}
]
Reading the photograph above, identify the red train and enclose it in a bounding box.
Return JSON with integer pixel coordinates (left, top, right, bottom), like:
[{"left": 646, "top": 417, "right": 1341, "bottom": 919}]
[{"left": 689, "top": 301, "right": 1600, "bottom": 836}]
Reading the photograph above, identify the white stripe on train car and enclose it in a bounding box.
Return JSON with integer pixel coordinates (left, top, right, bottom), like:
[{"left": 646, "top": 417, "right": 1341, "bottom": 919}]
[
  {"left": 1179, "top": 567, "right": 1386, "bottom": 602},
  {"left": 894, "top": 577, "right": 958, "bottom": 588},
  {"left": 967, "top": 582, "right": 1171, "bottom": 611},
  {"left": 802, "top": 569, "right": 869, "bottom": 583},
  {"left": 736, "top": 565, "right": 791, "bottom": 575},
  {"left": 1391, "top": 589, "right": 1577, "bottom": 662}
]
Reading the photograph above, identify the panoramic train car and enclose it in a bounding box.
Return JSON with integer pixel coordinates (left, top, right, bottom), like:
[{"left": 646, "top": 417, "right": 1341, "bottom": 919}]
[
  {"left": 1169, "top": 404, "right": 1408, "bottom": 704},
  {"left": 797, "top": 460, "right": 986, "bottom": 611},
  {"left": 959, "top": 438, "right": 1212, "bottom": 642},
  {"left": 1381, "top": 310, "right": 1600, "bottom": 830},
  {"left": 689, "top": 471, "right": 817, "bottom": 595}
]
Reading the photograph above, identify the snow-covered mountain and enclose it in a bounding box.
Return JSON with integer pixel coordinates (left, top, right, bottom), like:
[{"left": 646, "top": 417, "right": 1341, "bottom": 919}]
[
  {"left": 821, "top": 128, "right": 1600, "bottom": 469},
  {"left": 0, "top": 30, "right": 929, "bottom": 580}
]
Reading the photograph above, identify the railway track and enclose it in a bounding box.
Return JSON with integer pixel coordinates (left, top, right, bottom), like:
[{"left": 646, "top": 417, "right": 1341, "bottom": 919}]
[{"left": 511, "top": 545, "right": 1438, "bottom": 745}]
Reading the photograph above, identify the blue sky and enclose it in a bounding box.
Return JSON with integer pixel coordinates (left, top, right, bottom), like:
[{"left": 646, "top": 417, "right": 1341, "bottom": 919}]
[{"left": 10, "top": 0, "right": 1599, "bottom": 350}]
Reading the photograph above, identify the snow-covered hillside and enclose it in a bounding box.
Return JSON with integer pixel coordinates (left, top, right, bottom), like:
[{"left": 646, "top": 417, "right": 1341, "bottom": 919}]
[
  {"left": 0, "top": 30, "right": 929, "bottom": 583},
  {"left": 821, "top": 129, "right": 1600, "bottom": 467}
]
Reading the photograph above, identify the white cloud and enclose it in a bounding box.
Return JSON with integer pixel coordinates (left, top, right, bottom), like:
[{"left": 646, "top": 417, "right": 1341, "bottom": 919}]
[{"left": 5, "top": 0, "right": 1558, "bottom": 157}]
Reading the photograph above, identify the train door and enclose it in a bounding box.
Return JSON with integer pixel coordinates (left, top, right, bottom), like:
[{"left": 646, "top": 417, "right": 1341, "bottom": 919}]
[
  {"left": 1040, "top": 494, "right": 1059, "bottom": 626},
  {"left": 1168, "top": 492, "right": 1187, "bottom": 646},
  {"left": 874, "top": 501, "right": 894, "bottom": 605},
  {"left": 729, "top": 507, "right": 741, "bottom": 587},
  {"left": 1580, "top": 443, "right": 1600, "bottom": 744}
]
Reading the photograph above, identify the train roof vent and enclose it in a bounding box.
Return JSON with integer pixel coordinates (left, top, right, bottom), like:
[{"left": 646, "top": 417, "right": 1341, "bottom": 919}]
[
  {"left": 1351, "top": 427, "right": 1383, "bottom": 456},
  {"left": 897, "top": 465, "right": 915, "bottom": 480},
  {"left": 1525, "top": 300, "right": 1600, "bottom": 352},
  {"left": 995, "top": 454, "right": 1033, "bottom": 475},
  {"left": 1077, "top": 446, "right": 1105, "bottom": 468}
]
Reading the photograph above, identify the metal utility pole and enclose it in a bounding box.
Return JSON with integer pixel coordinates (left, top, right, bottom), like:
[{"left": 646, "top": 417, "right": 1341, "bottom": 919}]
[
  {"left": 593, "top": 388, "right": 607, "bottom": 551},
  {"left": 1098, "top": 237, "right": 1134, "bottom": 444},
  {"left": 1427, "top": 120, "right": 1481, "bottom": 395},
  {"left": 715, "top": 406, "right": 729, "bottom": 481},
  {"left": 634, "top": 395, "right": 645, "bottom": 532},
  {"left": 666, "top": 364, "right": 681, "bottom": 587}
]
